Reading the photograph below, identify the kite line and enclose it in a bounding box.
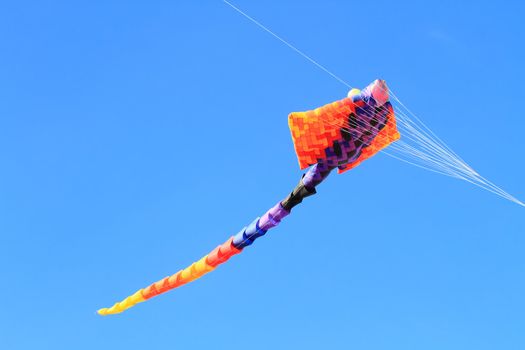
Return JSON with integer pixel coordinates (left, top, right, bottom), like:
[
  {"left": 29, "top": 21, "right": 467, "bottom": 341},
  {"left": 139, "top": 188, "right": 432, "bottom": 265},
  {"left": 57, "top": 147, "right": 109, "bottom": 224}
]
[{"left": 222, "top": 0, "right": 524, "bottom": 207}]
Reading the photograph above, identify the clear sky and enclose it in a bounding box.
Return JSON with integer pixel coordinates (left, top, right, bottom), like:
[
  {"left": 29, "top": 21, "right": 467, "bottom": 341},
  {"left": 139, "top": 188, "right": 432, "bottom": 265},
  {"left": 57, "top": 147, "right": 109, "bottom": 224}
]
[{"left": 1, "top": 1, "right": 524, "bottom": 349}]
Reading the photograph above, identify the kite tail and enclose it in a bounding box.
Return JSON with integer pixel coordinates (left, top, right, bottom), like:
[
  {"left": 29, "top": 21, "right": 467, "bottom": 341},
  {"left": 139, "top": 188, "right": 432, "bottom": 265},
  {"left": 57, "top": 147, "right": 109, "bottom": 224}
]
[{"left": 97, "top": 163, "right": 333, "bottom": 315}]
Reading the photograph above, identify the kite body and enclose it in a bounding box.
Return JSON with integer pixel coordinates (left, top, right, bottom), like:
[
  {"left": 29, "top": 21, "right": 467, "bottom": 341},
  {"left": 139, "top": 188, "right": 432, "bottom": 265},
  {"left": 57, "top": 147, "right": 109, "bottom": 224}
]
[
  {"left": 98, "top": 79, "right": 400, "bottom": 315},
  {"left": 289, "top": 79, "right": 400, "bottom": 173}
]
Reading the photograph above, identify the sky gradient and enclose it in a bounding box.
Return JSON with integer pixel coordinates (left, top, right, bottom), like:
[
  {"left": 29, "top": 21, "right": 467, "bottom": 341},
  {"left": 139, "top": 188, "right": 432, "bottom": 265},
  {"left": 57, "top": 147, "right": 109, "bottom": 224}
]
[{"left": 1, "top": 1, "right": 524, "bottom": 349}]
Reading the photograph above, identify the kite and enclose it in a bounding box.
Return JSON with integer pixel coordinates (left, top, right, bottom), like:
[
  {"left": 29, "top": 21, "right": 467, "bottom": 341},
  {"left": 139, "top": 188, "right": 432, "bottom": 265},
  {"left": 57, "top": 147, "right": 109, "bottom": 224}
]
[{"left": 98, "top": 79, "right": 400, "bottom": 315}]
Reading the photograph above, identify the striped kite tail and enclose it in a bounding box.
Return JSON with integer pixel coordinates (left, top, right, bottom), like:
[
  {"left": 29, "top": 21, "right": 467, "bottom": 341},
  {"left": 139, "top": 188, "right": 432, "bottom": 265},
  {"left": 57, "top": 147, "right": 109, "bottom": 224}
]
[
  {"left": 97, "top": 236, "right": 242, "bottom": 315},
  {"left": 97, "top": 163, "right": 332, "bottom": 315}
]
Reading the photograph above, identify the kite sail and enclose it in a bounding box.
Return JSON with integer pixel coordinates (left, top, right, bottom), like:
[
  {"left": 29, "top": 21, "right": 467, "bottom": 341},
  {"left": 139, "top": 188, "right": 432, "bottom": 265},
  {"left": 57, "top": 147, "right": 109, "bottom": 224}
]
[{"left": 98, "top": 79, "right": 399, "bottom": 315}]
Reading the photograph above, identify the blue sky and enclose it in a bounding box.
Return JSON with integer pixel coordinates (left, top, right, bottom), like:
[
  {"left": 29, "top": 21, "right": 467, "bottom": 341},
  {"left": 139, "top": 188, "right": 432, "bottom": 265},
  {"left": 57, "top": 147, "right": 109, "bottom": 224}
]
[{"left": 1, "top": 1, "right": 524, "bottom": 349}]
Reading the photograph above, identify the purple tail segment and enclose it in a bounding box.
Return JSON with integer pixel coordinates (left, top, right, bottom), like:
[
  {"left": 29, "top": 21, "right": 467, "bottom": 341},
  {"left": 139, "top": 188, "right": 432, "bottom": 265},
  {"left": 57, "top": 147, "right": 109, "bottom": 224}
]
[
  {"left": 231, "top": 164, "right": 335, "bottom": 250},
  {"left": 259, "top": 203, "right": 290, "bottom": 231},
  {"left": 303, "top": 162, "right": 334, "bottom": 189}
]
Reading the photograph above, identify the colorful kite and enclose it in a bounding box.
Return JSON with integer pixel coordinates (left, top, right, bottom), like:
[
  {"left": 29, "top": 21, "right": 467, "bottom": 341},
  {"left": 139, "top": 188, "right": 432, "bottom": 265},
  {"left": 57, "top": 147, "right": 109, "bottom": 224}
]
[{"left": 98, "top": 79, "right": 400, "bottom": 315}]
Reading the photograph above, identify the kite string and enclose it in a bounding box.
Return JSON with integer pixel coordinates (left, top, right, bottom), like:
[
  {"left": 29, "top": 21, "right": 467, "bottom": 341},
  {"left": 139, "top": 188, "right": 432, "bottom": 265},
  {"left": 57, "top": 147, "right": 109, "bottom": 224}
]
[
  {"left": 222, "top": 0, "right": 353, "bottom": 89},
  {"left": 335, "top": 106, "right": 522, "bottom": 203},
  {"left": 222, "top": 0, "right": 524, "bottom": 207},
  {"left": 390, "top": 107, "right": 523, "bottom": 203}
]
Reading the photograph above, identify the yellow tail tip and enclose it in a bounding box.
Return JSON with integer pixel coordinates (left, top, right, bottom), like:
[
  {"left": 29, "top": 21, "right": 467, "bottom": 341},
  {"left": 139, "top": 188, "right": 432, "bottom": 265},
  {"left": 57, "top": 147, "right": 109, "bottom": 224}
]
[{"left": 97, "top": 308, "right": 109, "bottom": 316}]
